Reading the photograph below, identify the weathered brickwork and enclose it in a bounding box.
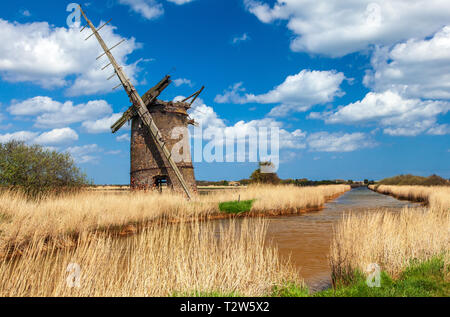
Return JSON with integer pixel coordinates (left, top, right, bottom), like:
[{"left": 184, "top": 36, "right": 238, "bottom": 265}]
[{"left": 130, "top": 100, "right": 197, "bottom": 194}]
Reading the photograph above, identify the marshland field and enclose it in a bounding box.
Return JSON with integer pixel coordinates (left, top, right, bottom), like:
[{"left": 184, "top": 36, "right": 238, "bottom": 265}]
[{"left": 0, "top": 182, "right": 448, "bottom": 297}]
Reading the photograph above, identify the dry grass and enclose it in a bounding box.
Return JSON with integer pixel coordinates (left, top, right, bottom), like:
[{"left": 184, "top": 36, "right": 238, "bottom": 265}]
[
  {"left": 0, "top": 218, "right": 300, "bottom": 297},
  {"left": 205, "top": 184, "right": 350, "bottom": 214},
  {"left": 369, "top": 185, "right": 450, "bottom": 209},
  {"left": 333, "top": 185, "right": 449, "bottom": 283},
  {"left": 330, "top": 205, "right": 449, "bottom": 282},
  {"left": 0, "top": 185, "right": 350, "bottom": 252}
]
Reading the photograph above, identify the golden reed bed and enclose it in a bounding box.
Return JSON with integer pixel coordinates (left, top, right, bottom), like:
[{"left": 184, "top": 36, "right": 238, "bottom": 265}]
[
  {"left": 331, "top": 185, "right": 450, "bottom": 282},
  {"left": 0, "top": 218, "right": 301, "bottom": 297},
  {"left": 0, "top": 185, "right": 350, "bottom": 253},
  {"left": 369, "top": 185, "right": 450, "bottom": 209}
]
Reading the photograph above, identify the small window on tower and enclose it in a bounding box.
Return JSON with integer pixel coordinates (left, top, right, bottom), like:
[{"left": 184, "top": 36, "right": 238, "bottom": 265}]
[{"left": 153, "top": 176, "right": 169, "bottom": 193}]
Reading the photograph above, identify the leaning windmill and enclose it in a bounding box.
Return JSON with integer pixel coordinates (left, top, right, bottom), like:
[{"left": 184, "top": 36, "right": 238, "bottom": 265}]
[{"left": 79, "top": 6, "right": 202, "bottom": 198}]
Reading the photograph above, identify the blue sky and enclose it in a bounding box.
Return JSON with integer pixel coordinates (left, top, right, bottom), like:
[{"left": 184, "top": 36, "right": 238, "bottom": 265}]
[{"left": 0, "top": 0, "right": 449, "bottom": 184}]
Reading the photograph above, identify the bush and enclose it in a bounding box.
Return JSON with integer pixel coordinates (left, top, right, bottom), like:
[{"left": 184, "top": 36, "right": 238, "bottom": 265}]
[
  {"left": 379, "top": 174, "right": 449, "bottom": 186},
  {"left": 0, "top": 141, "right": 90, "bottom": 198},
  {"left": 250, "top": 162, "right": 281, "bottom": 185}
]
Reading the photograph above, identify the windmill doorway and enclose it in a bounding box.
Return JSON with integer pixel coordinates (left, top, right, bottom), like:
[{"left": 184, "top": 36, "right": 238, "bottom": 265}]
[{"left": 153, "top": 175, "right": 169, "bottom": 193}]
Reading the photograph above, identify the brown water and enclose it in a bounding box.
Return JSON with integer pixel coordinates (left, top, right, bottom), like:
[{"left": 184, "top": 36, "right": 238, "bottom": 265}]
[{"left": 263, "top": 187, "right": 417, "bottom": 291}]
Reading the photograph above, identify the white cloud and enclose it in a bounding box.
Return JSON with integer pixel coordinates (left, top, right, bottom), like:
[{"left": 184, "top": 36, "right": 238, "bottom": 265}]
[
  {"left": 321, "top": 91, "right": 450, "bottom": 136},
  {"left": 181, "top": 97, "right": 370, "bottom": 154},
  {"left": 244, "top": 0, "right": 450, "bottom": 57},
  {"left": 8, "top": 96, "right": 60, "bottom": 116},
  {"left": 82, "top": 113, "right": 124, "bottom": 134},
  {"left": 21, "top": 10, "right": 31, "bottom": 17},
  {"left": 66, "top": 144, "right": 102, "bottom": 164},
  {"left": 364, "top": 26, "right": 450, "bottom": 100},
  {"left": 0, "top": 128, "right": 78, "bottom": 145},
  {"left": 214, "top": 70, "right": 345, "bottom": 115},
  {"left": 185, "top": 97, "right": 226, "bottom": 129},
  {"left": 0, "top": 19, "right": 142, "bottom": 96},
  {"left": 426, "top": 124, "right": 450, "bottom": 136},
  {"left": 214, "top": 82, "right": 247, "bottom": 105},
  {"left": 34, "top": 128, "right": 79, "bottom": 145},
  {"left": 118, "top": 0, "right": 164, "bottom": 20},
  {"left": 0, "top": 123, "right": 13, "bottom": 130},
  {"left": 8, "top": 97, "right": 113, "bottom": 128},
  {"left": 0, "top": 131, "right": 38, "bottom": 144},
  {"left": 106, "top": 150, "right": 122, "bottom": 155},
  {"left": 232, "top": 33, "right": 250, "bottom": 45},
  {"left": 173, "top": 78, "right": 193, "bottom": 87},
  {"left": 166, "top": 0, "right": 194, "bottom": 4},
  {"left": 307, "top": 132, "right": 374, "bottom": 152},
  {"left": 117, "top": 134, "right": 131, "bottom": 142},
  {"left": 118, "top": 0, "right": 194, "bottom": 20},
  {"left": 187, "top": 97, "right": 307, "bottom": 150}
]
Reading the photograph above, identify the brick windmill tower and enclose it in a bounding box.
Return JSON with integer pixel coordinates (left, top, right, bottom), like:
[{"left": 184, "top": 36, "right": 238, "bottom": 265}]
[{"left": 79, "top": 6, "right": 202, "bottom": 198}]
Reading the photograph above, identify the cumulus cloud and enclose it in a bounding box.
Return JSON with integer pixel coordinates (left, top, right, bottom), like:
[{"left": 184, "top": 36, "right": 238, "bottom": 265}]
[
  {"left": 34, "top": 128, "right": 79, "bottom": 145},
  {"left": 307, "top": 132, "right": 374, "bottom": 152},
  {"left": 66, "top": 144, "right": 102, "bottom": 164},
  {"left": 8, "top": 97, "right": 113, "bottom": 128},
  {"left": 0, "top": 128, "right": 78, "bottom": 145},
  {"left": 320, "top": 90, "right": 450, "bottom": 136},
  {"left": 173, "top": 78, "right": 193, "bottom": 87},
  {"left": 214, "top": 70, "right": 345, "bottom": 115},
  {"left": 118, "top": 0, "right": 194, "bottom": 20},
  {"left": 116, "top": 134, "right": 131, "bottom": 142},
  {"left": 0, "top": 19, "right": 142, "bottom": 96},
  {"left": 82, "top": 113, "right": 124, "bottom": 134},
  {"left": 185, "top": 97, "right": 307, "bottom": 150},
  {"left": 118, "top": 0, "right": 164, "bottom": 20},
  {"left": 178, "top": 97, "right": 371, "bottom": 155},
  {"left": 364, "top": 26, "right": 450, "bottom": 100},
  {"left": 244, "top": 0, "right": 450, "bottom": 57},
  {"left": 8, "top": 96, "right": 60, "bottom": 116},
  {"left": 0, "top": 131, "right": 38, "bottom": 144},
  {"left": 426, "top": 124, "right": 450, "bottom": 136}
]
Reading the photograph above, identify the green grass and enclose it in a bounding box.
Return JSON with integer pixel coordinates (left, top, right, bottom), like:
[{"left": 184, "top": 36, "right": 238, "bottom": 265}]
[
  {"left": 271, "top": 282, "right": 310, "bottom": 297},
  {"left": 171, "top": 256, "right": 448, "bottom": 297},
  {"left": 219, "top": 200, "right": 255, "bottom": 214},
  {"left": 273, "top": 256, "right": 449, "bottom": 297},
  {"left": 172, "top": 291, "right": 244, "bottom": 297}
]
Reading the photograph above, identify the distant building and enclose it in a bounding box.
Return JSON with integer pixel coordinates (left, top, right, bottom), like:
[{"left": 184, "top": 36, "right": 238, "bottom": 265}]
[{"left": 229, "top": 181, "right": 241, "bottom": 187}]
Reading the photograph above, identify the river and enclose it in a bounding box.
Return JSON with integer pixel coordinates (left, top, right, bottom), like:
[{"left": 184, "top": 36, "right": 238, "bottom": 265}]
[{"left": 263, "top": 187, "right": 417, "bottom": 291}]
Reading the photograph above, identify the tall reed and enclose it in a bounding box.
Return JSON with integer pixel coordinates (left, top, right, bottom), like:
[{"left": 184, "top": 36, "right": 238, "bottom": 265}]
[
  {"left": 0, "top": 185, "right": 350, "bottom": 252},
  {"left": 330, "top": 206, "right": 449, "bottom": 283},
  {"left": 369, "top": 185, "right": 450, "bottom": 209},
  {"left": 0, "top": 218, "right": 300, "bottom": 297}
]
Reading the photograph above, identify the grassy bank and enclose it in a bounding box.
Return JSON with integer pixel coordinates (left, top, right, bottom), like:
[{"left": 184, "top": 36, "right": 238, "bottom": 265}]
[
  {"left": 0, "top": 184, "right": 350, "bottom": 253},
  {"left": 369, "top": 185, "right": 450, "bottom": 209},
  {"left": 273, "top": 256, "right": 449, "bottom": 297}
]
